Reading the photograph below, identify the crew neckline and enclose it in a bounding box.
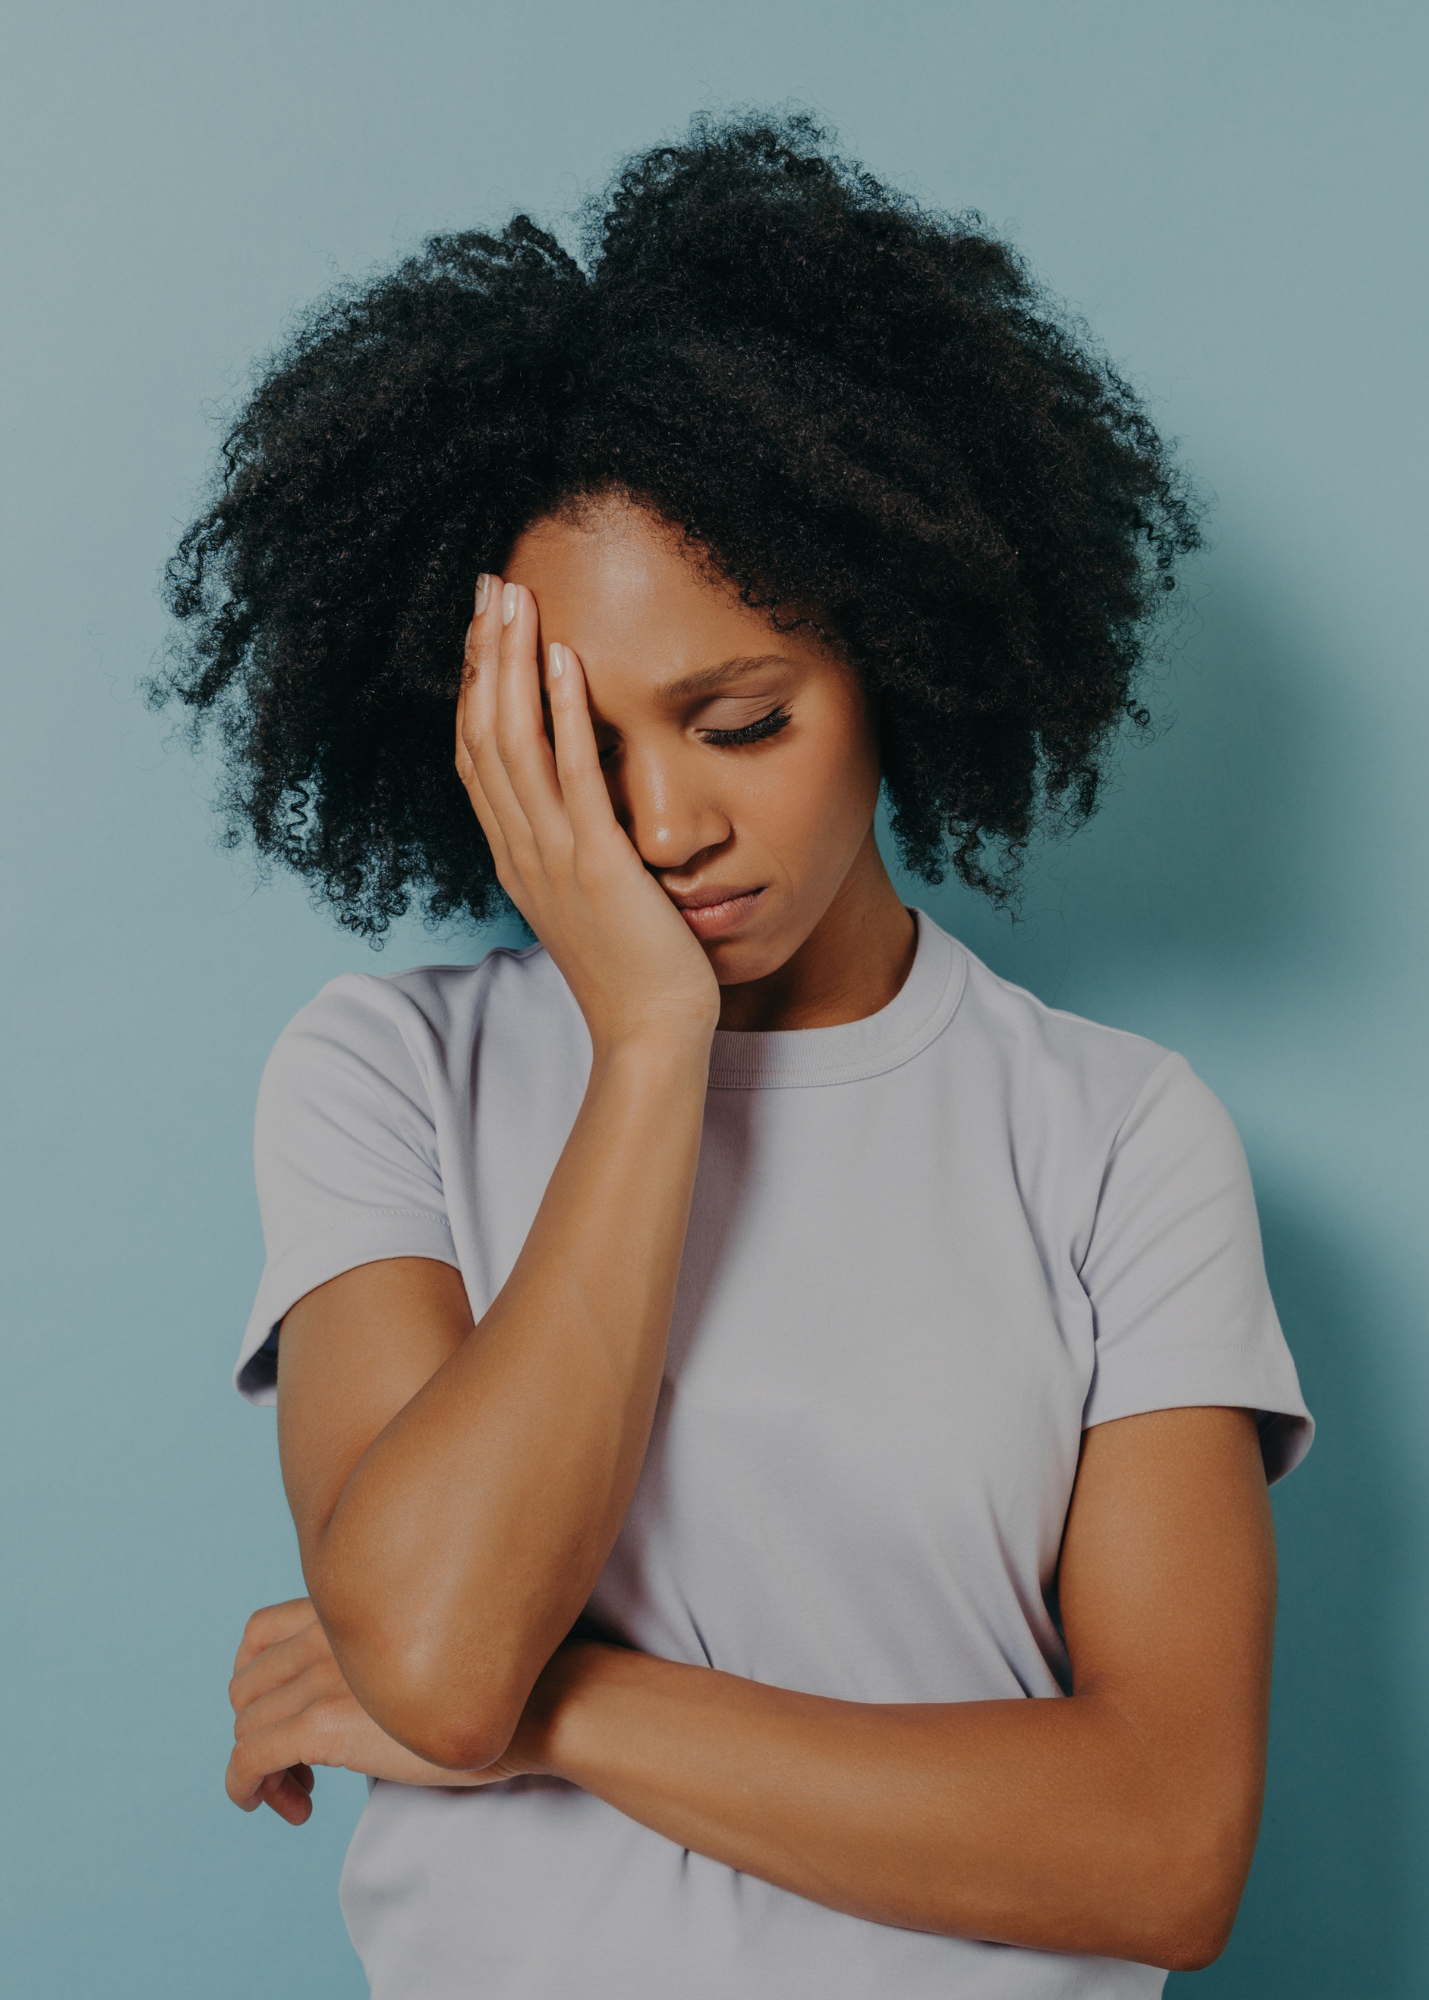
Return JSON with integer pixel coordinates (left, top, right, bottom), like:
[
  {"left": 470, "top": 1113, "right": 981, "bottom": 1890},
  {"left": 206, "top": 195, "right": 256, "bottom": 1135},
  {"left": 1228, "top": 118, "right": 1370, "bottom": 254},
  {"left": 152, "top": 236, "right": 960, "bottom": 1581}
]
[{"left": 706, "top": 909, "right": 966, "bottom": 1090}]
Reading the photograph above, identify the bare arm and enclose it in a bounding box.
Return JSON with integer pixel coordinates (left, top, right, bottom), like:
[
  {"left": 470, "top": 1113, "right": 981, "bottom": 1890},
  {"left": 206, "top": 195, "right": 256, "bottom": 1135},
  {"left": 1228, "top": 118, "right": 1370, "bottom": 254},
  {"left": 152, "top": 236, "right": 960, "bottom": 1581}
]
[
  {"left": 276, "top": 576, "right": 719, "bottom": 1771},
  {"left": 520, "top": 1405, "right": 1275, "bottom": 1971},
  {"left": 232, "top": 1406, "right": 1274, "bottom": 1966}
]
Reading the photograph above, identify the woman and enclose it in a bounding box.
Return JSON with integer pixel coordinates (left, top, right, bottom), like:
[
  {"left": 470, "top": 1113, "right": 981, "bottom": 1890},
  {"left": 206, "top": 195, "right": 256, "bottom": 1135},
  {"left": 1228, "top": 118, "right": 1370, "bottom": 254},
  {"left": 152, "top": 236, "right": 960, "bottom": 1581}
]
[{"left": 164, "top": 115, "right": 1311, "bottom": 1997}]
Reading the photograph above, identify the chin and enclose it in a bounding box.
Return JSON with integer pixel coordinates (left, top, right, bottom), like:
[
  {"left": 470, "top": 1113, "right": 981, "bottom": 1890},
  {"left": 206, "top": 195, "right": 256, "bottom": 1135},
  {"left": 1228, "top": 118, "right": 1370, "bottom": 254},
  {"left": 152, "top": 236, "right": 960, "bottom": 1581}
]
[
  {"left": 708, "top": 946, "right": 768, "bottom": 987},
  {"left": 705, "top": 931, "right": 797, "bottom": 989}
]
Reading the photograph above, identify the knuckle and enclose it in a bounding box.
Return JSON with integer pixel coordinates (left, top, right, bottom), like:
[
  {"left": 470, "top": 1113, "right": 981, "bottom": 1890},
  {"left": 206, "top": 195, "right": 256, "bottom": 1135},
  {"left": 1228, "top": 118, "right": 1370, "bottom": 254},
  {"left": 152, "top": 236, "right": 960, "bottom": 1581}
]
[
  {"left": 233, "top": 1692, "right": 268, "bottom": 1736},
  {"left": 308, "top": 1656, "right": 341, "bottom": 1697},
  {"left": 309, "top": 1695, "right": 348, "bottom": 1748}
]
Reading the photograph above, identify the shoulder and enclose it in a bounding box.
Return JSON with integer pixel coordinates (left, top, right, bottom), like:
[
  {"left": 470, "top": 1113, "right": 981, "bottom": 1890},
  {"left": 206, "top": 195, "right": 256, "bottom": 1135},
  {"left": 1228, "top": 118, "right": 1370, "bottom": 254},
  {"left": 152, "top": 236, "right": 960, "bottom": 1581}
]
[
  {"left": 924, "top": 918, "right": 1257, "bottom": 1232},
  {"left": 935, "top": 920, "right": 1180, "bottom": 1148},
  {"left": 264, "top": 941, "right": 573, "bottom": 1083}
]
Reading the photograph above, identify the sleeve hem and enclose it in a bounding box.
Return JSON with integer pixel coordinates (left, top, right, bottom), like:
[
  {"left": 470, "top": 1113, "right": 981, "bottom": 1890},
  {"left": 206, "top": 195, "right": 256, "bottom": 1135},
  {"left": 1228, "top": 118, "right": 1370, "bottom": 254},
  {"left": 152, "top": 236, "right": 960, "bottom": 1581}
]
[
  {"left": 236, "top": 1212, "right": 461, "bottom": 1405},
  {"left": 1083, "top": 1344, "right": 1314, "bottom": 1483}
]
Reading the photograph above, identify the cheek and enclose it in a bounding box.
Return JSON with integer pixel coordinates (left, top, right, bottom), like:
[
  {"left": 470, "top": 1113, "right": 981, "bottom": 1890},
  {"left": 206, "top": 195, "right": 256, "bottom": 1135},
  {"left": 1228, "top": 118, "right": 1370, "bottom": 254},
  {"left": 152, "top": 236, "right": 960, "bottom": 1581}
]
[
  {"left": 739, "top": 723, "right": 877, "bottom": 875},
  {"left": 803, "top": 697, "right": 881, "bottom": 840}
]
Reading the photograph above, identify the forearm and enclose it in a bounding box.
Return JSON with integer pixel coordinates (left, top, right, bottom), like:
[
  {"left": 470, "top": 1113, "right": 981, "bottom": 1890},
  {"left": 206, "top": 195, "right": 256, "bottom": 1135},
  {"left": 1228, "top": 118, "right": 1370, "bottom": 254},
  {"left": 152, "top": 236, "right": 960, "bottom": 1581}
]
[
  {"left": 535, "top": 1644, "right": 1254, "bottom": 1971},
  {"left": 301, "top": 1031, "right": 710, "bottom": 1766}
]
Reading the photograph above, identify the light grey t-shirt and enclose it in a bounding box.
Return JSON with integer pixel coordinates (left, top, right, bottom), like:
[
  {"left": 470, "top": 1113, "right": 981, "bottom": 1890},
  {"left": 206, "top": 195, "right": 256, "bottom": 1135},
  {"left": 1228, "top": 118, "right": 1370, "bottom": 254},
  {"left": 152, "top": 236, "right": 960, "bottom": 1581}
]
[{"left": 238, "top": 910, "right": 1311, "bottom": 2000}]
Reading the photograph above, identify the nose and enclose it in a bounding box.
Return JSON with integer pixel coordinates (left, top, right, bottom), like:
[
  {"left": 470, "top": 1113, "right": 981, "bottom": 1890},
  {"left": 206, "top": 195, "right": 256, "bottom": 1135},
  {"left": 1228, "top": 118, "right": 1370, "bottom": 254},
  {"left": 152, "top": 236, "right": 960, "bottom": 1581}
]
[{"left": 608, "top": 743, "right": 731, "bottom": 872}]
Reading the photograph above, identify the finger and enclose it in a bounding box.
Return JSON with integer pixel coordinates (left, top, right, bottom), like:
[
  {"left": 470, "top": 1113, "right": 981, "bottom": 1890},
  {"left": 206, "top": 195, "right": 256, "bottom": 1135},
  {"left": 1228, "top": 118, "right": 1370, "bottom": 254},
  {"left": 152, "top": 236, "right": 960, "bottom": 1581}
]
[
  {"left": 227, "top": 1702, "right": 342, "bottom": 1807},
  {"left": 233, "top": 1598, "right": 317, "bottom": 1677},
  {"left": 254, "top": 1767, "right": 314, "bottom": 1826},
  {"left": 463, "top": 575, "right": 534, "bottom": 842},
  {"left": 546, "top": 643, "right": 621, "bottom": 838},
  {"left": 231, "top": 1618, "right": 332, "bottom": 1715},
  {"left": 491, "top": 583, "right": 569, "bottom": 850},
  {"left": 455, "top": 574, "right": 499, "bottom": 791},
  {"left": 259, "top": 1764, "right": 315, "bottom": 1823},
  {"left": 455, "top": 577, "right": 527, "bottom": 889},
  {"left": 459, "top": 578, "right": 543, "bottom": 901},
  {"left": 233, "top": 1659, "right": 344, "bottom": 1743},
  {"left": 455, "top": 695, "right": 513, "bottom": 884}
]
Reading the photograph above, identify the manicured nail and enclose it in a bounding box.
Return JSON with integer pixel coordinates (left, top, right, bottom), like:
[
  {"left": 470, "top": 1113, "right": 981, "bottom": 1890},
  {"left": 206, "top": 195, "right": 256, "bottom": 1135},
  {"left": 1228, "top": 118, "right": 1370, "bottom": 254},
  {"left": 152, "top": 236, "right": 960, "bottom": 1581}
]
[
  {"left": 548, "top": 643, "right": 564, "bottom": 680},
  {"left": 474, "top": 574, "right": 490, "bottom": 614},
  {"left": 502, "top": 583, "right": 518, "bottom": 626}
]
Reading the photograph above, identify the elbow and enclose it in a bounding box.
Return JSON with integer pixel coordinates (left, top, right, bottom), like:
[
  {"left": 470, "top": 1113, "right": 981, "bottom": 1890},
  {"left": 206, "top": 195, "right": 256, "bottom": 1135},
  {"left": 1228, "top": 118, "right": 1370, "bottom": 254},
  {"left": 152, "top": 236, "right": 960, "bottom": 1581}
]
[
  {"left": 1138, "top": 1816, "right": 1254, "bottom": 1973},
  {"left": 374, "top": 1666, "right": 525, "bottom": 1774},
  {"left": 1156, "top": 1913, "right": 1236, "bottom": 1976},
  {"left": 314, "top": 1587, "right": 525, "bottom": 1774},
  {"left": 392, "top": 1708, "right": 516, "bottom": 1775},
  {"left": 367, "top": 1646, "right": 527, "bottom": 1774}
]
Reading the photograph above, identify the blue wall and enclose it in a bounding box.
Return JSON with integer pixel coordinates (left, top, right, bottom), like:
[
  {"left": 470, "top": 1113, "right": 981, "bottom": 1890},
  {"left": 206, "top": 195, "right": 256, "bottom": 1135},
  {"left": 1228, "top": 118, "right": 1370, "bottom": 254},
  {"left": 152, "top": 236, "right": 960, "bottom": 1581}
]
[{"left": 3, "top": 4, "right": 1425, "bottom": 1992}]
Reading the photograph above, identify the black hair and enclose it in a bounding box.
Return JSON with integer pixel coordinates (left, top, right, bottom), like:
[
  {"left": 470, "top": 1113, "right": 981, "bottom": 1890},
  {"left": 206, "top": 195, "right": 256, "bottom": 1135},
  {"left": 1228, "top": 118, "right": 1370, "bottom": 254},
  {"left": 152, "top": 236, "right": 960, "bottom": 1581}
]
[{"left": 154, "top": 110, "right": 1202, "bottom": 936}]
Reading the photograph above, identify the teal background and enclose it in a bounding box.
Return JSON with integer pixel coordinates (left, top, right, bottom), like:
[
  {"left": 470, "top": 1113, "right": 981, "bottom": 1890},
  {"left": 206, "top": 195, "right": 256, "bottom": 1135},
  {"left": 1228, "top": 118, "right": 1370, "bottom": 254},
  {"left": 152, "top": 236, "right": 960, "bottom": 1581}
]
[{"left": 2, "top": 2, "right": 1425, "bottom": 1992}]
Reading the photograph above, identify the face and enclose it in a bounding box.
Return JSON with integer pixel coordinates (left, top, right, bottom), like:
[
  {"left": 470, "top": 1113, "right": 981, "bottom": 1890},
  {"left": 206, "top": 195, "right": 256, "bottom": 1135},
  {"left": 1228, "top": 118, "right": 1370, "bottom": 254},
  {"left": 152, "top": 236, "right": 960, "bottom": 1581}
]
[{"left": 503, "top": 496, "right": 884, "bottom": 992}]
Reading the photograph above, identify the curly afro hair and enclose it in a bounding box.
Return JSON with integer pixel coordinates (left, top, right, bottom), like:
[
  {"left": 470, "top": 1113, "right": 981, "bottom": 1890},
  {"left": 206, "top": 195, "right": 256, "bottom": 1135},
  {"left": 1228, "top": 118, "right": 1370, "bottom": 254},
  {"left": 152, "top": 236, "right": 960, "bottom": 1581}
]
[{"left": 154, "top": 110, "right": 1202, "bottom": 937}]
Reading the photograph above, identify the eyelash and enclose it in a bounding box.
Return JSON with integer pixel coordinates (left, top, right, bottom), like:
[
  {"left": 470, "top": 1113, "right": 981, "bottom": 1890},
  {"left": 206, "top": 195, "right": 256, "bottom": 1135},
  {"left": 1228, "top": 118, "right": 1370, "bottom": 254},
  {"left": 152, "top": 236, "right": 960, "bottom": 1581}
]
[{"left": 698, "top": 706, "right": 793, "bottom": 748}]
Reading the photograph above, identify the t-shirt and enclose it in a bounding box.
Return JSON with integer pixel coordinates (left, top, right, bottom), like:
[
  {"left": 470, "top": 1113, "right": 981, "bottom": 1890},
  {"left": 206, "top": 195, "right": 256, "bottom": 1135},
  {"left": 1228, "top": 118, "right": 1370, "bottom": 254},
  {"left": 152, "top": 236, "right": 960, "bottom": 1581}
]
[{"left": 238, "top": 909, "right": 1312, "bottom": 2000}]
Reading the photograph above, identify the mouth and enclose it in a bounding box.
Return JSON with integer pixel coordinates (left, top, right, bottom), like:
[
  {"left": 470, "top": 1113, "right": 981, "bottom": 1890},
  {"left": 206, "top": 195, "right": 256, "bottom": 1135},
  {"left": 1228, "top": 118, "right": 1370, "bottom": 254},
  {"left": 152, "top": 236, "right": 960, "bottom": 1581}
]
[{"left": 664, "top": 884, "right": 767, "bottom": 940}]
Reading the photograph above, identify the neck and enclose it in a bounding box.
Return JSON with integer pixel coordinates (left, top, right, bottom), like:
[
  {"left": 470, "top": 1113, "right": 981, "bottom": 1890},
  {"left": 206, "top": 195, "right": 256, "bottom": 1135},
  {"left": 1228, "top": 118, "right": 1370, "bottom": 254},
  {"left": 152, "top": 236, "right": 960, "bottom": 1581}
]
[{"left": 716, "top": 832, "right": 918, "bottom": 1034}]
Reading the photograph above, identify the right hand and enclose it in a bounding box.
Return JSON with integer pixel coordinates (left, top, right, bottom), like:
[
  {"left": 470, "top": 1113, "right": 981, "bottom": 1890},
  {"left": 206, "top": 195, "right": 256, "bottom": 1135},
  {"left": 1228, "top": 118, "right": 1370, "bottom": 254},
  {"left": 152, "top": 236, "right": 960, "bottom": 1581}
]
[{"left": 455, "top": 575, "right": 720, "bottom": 1054}]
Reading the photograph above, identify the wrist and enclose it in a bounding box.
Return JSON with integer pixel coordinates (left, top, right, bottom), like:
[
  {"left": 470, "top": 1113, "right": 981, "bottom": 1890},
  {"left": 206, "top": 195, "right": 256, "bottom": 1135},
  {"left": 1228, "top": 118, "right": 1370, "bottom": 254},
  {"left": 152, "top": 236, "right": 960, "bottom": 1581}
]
[
  {"left": 588, "top": 1021, "right": 715, "bottom": 1086},
  {"left": 527, "top": 1641, "right": 653, "bottom": 1782}
]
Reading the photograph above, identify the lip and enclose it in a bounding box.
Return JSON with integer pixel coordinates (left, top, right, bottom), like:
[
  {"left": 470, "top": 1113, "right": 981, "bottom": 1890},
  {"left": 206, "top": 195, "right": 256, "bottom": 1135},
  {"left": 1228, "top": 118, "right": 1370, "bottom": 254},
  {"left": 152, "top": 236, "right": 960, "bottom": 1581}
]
[{"left": 664, "top": 884, "right": 766, "bottom": 940}]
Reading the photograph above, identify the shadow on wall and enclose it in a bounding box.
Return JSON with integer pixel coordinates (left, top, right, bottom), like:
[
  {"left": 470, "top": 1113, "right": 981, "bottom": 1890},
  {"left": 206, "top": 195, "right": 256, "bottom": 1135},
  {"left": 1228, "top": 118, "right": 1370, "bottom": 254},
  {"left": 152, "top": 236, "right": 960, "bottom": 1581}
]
[
  {"left": 901, "top": 556, "right": 1412, "bottom": 1992},
  {"left": 1171, "top": 1195, "right": 1411, "bottom": 1998},
  {"left": 904, "top": 548, "right": 1343, "bottom": 1014}
]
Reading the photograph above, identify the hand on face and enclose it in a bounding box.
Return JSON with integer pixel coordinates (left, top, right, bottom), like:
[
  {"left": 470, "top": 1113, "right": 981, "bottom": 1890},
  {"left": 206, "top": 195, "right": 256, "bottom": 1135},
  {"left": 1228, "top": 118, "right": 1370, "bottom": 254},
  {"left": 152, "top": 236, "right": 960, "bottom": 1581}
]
[
  {"left": 455, "top": 573, "right": 721, "bottom": 1057},
  {"left": 454, "top": 497, "right": 906, "bottom": 1037}
]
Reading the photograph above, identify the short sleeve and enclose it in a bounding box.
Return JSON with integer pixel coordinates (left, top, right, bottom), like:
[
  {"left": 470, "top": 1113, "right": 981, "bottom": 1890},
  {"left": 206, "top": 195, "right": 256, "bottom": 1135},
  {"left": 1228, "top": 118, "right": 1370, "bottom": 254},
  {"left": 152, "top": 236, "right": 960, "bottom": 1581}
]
[
  {"left": 235, "top": 974, "right": 460, "bottom": 1404},
  {"left": 1079, "top": 1053, "right": 1312, "bottom": 1481}
]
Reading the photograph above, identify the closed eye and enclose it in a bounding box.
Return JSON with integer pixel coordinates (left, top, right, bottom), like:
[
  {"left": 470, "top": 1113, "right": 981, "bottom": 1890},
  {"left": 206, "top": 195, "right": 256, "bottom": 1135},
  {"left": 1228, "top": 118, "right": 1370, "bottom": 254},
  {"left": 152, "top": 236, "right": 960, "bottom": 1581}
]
[{"left": 698, "top": 706, "right": 792, "bottom": 748}]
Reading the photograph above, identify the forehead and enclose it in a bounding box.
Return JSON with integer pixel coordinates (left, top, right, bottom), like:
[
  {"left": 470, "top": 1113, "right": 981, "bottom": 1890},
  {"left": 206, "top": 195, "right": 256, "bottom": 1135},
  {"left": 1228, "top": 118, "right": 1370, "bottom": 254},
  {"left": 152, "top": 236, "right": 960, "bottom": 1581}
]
[{"left": 504, "top": 499, "right": 838, "bottom": 700}]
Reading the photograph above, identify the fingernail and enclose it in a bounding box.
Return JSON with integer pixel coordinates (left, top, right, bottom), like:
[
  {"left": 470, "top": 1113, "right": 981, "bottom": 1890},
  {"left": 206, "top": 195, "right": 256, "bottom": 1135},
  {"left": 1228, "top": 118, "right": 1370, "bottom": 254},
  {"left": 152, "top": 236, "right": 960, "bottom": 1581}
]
[
  {"left": 502, "top": 582, "right": 518, "bottom": 626},
  {"left": 474, "top": 574, "right": 490, "bottom": 614},
  {"left": 548, "top": 643, "right": 564, "bottom": 680}
]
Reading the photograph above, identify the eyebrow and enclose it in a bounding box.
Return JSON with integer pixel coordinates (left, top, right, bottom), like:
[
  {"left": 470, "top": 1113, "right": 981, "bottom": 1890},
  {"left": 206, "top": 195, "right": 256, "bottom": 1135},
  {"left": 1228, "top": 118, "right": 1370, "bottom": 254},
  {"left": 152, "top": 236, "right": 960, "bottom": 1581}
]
[{"left": 654, "top": 654, "right": 797, "bottom": 704}]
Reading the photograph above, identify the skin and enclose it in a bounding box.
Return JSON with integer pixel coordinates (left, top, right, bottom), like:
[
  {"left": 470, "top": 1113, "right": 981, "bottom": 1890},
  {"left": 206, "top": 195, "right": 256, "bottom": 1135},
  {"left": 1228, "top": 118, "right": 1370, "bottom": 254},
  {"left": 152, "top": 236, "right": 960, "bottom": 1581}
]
[{"left": 226, "top": 495, "right": 1277, "bottom": 1972}]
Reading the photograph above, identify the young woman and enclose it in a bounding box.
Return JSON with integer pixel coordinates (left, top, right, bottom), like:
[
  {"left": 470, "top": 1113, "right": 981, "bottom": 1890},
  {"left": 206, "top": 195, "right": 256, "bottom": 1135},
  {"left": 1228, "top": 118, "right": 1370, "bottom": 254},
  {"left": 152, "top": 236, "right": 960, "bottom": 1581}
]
[{"left": 163, "top": 115, "right": 1311, "bottom": 1998}]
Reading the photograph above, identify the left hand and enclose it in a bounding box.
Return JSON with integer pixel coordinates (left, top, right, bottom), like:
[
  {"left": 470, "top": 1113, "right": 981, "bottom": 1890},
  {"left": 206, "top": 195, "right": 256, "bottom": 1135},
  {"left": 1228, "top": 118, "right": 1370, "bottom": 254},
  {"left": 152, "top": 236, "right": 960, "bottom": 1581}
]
[{"left": 227, "top": 1599, "right": 551, "bottom": 1824}]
